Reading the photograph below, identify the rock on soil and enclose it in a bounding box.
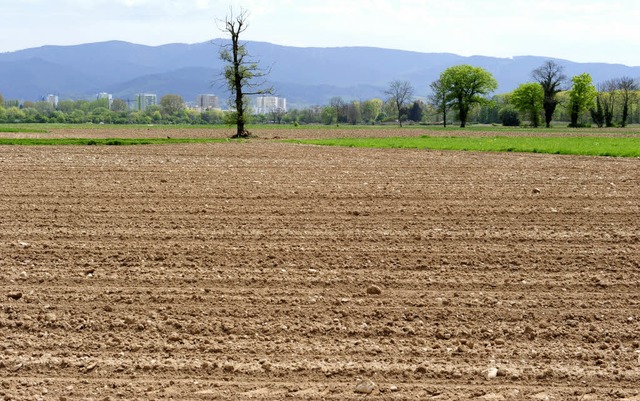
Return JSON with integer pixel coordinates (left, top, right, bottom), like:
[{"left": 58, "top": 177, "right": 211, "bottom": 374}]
[{"left": 354, "top": 379, "right": 376, "bottom": 394}]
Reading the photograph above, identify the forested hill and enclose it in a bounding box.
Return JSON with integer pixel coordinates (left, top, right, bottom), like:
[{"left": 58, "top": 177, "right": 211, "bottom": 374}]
[{"left": 1, "top": 39, "right": 639, "bottom": 107}]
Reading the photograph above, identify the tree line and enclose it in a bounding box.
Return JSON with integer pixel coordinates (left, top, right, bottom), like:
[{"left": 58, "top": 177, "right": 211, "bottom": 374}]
[
  {"left": 0, "top": 93, "right": 228, "bottom": 125},
  {"left": 274, "top": 61, "right": 639, "bottom": 128},
  {"left": 1, "top": 61, "right": 638, "bottom": 128}
]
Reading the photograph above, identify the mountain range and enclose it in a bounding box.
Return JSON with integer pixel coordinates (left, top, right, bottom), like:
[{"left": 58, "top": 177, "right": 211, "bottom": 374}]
[{"left": 2, "top": 39, "right": 640, "bottom": 108}]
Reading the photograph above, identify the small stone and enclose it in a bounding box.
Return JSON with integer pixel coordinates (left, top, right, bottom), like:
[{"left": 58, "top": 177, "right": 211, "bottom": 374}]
[
  {"left": 487, "top": 367, "right": 498, "bottom": 379},
  {"left": 168, "top": 332, "right": 181, "bottom": 342},
  {"left": 44, "top": 313, "right": 57, "bottom": 323},
  {"left": 84, "top": 362, "right": 97, "bottom": 373},
  {"left": 366, "top": 285, "right": 382, "bottom": 295},
  {"left": 19, "top": 271, "right": 28, "bottom": 280},
  {"left": 389, "top": 385, "right": 398, "bottom": 392},
  {"left": 532, "top": 188, "right": 541, "bottom": 194},
  {"left": 7, "top": 292, "right": 23, "bottom": 300},
  {"left": 524, "top": 325, "right": 536, "bottom": 340},
  {"left": 415, "top": 365, "right": 428, "bottom": 374},
  {"left": 354, "top": 379, "right": 376, "bottom": 394},
  {"left": 223, "top": 364, "right": 235, "bottom": 373},
  {"left": 18, "top": 241, "right": 30, "bottom": 248}
]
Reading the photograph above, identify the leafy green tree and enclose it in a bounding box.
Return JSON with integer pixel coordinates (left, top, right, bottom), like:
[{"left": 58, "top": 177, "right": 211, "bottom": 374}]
[
  {"left": 428, "top": 78, "right": 451, "bottom": 127},
  {"left": 50, "top": 110, "right": 67, "bottom": 123},
  {"left": 384, "top": 80, "right": 414, "bottom": 127},
  {"left": 34, "top": 101, "right": 54, "bottom": 116},
  {"left": 568, "top": 73, "right": 597, "bottom": 127},
  {"left": 590, "top": 94, "right": 605, "bottom": 128},
  {"left": 407, "top": 101, "right": 425, "bottom": 123},
  {"left": 7, "top": 106, "right": 26, "bottom": 123},
  {"left": 510, "top": 82, "right": 544, "bottom": 127},
  {"left": 24, "top": 108, "right": 47, "bottom": 123},
  {"left": 0, "top": 92, "right": 4, "bottom": 108},
  {"left": 159, "top": 94, "right": 185, "bottom": 117},
  {"left": 89, "top": 98, "right": 110, "bottom": 111},
  {"left": 57, "top": 100, "right": 77, "bottom": 114},
  {"left": 499, "top": 105, "right": 521, "bottom": 126},
  {"left": 69, "top": 109, "right": 87, "bottom": 123},
  {"left": 439, "top": 65, "right": 498, "bottom": 128},
  {"left": 90, "top": 107, "right": 112, "bottom": 124},
  {"left": 532, "top": 61, "right": 566, "bottom": 128},
  {"left": 360, "top": 98, "right": 383, "bottom": 123},
  {"left": 151, "top": 110, "right": 162, "bottom": 123},
  {"left": 111, "top": 99, "right": 128, "bottom": 112},
  {"left": 320, "top": 106, "right": 337, "bottom": 125},
  {"left": 477, "top": 95, "right": 506, "bottom": 124},
  {"left": 0, "top": 107, "right": 6, "bottom": 122},
  {"left": 202, "top": 109, "right": 224, "bottom": 124},
  {"left": 218, "top": 7, "right": 273, "bottom": 138}
]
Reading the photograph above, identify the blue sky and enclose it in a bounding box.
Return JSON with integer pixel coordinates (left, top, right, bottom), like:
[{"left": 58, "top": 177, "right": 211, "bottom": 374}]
[{"left": 2, "top": 0, "right": 639, "bottom": 66}]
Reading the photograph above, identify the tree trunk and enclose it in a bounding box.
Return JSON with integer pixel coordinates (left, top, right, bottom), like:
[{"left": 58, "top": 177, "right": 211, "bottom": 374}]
[
  {"left": 459, "top": 103, "right": 468, "bottom": 128},
  {"left": 622, "top": 103, "right": 629, "bottom": 127},
  {"left": 570, "top": 103, "right": 579, "bottom": 127},
  {"left": 543, "top": 100, "right": 555, "bottom": 128}
]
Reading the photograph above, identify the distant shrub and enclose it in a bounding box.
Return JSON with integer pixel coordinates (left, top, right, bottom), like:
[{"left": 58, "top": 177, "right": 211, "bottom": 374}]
[{"left": 500, "top": 107, "right": 521, "bottom": 127}]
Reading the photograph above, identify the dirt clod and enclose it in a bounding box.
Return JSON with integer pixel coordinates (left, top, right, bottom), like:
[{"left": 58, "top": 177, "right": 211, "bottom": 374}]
[
  {"left": 354, "top": 379, "right": 376, "bottom": 394},
  {"left": 366, "top": 285, "right": 382, "bottom": 295}
]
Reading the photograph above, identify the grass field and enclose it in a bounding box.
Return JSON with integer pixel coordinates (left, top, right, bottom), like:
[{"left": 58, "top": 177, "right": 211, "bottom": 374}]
[
  {"left": 1, "top": 123, "right": 639, "bottom": 157},
  {"left": 0, "top": 126, "right": 49, "bottom": 133},
  {"left": 290, "top": 136, "right": 640, "bottom": 157}
]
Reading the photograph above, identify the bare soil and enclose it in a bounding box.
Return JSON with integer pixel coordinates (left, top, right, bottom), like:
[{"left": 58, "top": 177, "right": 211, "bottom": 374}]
[{"left": 1, "top": 136, "right": 639, "bottom": 400}]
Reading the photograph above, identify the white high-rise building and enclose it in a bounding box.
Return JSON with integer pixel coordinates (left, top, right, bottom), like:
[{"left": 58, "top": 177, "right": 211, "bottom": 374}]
[
  {"left": 46, "top": 94, "right": 59, "bottom": 108},
  {"left": 196, "top": 94, "right": 220, "bottom": 110},
  {"left": 255, "top": 96, "right": 287, "bottom": 114},
  {"left": 135, "top": 93, "right": 157, "bottom": 111}
]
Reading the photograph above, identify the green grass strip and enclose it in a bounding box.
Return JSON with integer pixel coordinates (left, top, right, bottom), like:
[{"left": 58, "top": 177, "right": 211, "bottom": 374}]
[
  {"left": 0, "top": 138, "right": 230, "bottom": 146},
  {"left": 289, "top": 136, "right": 640, "bottom": 157},
  {"left": 0, "top": 127, "right": 49, "bottom": 133}
]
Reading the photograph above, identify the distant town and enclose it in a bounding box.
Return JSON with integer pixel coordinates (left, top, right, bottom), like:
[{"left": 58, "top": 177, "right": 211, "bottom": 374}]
[
  {"left": 42, "top": 93, "right": 286, "bottom": 114},
  {"left": 0, "top": 92, "right": 288, "bottom": 125}
]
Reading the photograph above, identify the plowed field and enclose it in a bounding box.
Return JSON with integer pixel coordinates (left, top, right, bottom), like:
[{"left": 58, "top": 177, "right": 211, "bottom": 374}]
[{"left": 1, "top": 134, "right": 639, "bottom": 400}]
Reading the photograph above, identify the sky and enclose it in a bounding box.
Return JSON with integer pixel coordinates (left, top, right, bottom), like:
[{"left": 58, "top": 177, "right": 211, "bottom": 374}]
[{"left": 1, "top": 0, "right": 639, "bottom": 66}]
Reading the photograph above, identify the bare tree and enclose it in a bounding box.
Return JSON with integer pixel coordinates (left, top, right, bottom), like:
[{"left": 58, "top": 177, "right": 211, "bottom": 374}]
[
  {"left": 270, "top": 107, "right": 286, "bottom": 124},
  {"left": 532, "top": 60, "right": 566, "bottom": 128},
  {"left": 329, "top": 96, "right": 346, "bottom": 124},
  {"left": 384, "top": 80, "right": 414, "bottom": 127},
  {"left": 218, "top": 7, "right": 273, "bottom": 138},
  {"left": 428, "top": 79, "right": 450, "bottom": 127},
  {"left": 617, "top": 76, "right": 639, "bottom": 127},
  {"left": 597, "top": 80, "right": 617, "bottom": 127}
]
